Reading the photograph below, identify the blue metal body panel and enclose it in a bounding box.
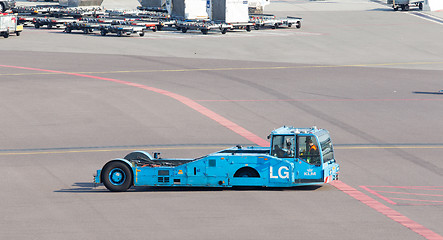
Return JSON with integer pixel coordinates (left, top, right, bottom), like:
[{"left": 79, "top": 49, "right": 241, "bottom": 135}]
[{"left": 95, "top": 126, "right": 340, "bottom": 190}]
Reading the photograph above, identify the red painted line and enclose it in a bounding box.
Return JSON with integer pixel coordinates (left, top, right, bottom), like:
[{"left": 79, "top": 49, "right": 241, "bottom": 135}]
[
  {"left": 333, "top": 181, "right": 443, "bottom": 240},
  {"left": 364, "top": 186, "right": 443, "bottom": 191},
  {"left": 0, "top": 64, "right": 269, "bottom": 147},
  {"left": 390, "top": 197, "right": 443, "bottom": 204},
  {"left": 3, "top": 64, "right": 442, "bottom": 240},
  {"left": 360, "top": 186, "right": 398, "bottom": 205},
  {"left": 375, "top": 190, "right": 443, "bottom": 197},
  {"left": 196, "top": 98, "right": 443, "bottom": 102}
]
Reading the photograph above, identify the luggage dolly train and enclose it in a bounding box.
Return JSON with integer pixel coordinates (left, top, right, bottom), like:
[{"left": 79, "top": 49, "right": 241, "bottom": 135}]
[{"left": 13, "top": 5, "right": 303, "bottom": 36}]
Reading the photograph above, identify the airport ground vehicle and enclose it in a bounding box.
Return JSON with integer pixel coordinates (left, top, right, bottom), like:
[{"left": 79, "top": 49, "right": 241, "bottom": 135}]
[
  {"left": 0, "top": 0, "right": 15, "bottom": 13},
  {"left": 176, "top": 19, "right": 233, "bottom": 34},
  {"left": 94, "top": 126, "right": 340, "bottom": 192},
  {"left": 0, "top": 13, "right": 22, "bottom": 38},
  {"left": 250, "top": 14, "right": 302, "bottom": 30},
  {"left": 387, "top": 0, "right": 424, "bottom": 11}
]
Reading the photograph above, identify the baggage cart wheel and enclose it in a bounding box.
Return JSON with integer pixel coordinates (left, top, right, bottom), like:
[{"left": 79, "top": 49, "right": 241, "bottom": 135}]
[
  {"left": 221, "top": 28, "right": 227, "bottom": 34},
  {"left": 288, "top": 23, "right": 292, "bottom": 28},
  {"left": 394, "top": 6, "right": 398, "bottom": 11},
  {"left": 254, "top": 25, "right": 259, "bottom": 30},
  {"left": 100, "top": 29, "right": 107, "bottom": 36},
  {"left": 419, "top": 2, "right": 423, "bottom": 10},
  {"left": 401, "top": 4, "right": 409, "bottom": 11},
  {"left": 157, "top": 25, "right": 163, "bottom": 31},
  {"left": 117, "top": 31, "right": 122, "bottom": 37},
  {"left": 65, "top": 27, "right": 72, "bottom": 33},
  {"left": 2, "top": 32, "right": 9, "bottom": 38},
  {"left": 47, "top": 24, "right": 53, "bottom": 29},
  {"left": 102, "top": 161, "right": 133, "bottom": 192},
  {"left": 246, "top": 25, "right": 251, "bottom": 32},
  {"left": 139, "top": 31, "right": 145, "bottom": 37},
  {"left": 83, "top": 28, "right": 89, "bottom": 34},
  {"left": 34, "top": 23, "right": 40, "bottom": 29},
  {"left": 181, "top": 27, "right": 187, "bottom": 33},
  {"left": 201, "top": 29, "right": 208, "bottom": 34},
  {"left": 296, "top": 21, "right": 301, "bottom": 29},
  {"left": 16, "top": 31, "right": 21, "bottom": 36}
]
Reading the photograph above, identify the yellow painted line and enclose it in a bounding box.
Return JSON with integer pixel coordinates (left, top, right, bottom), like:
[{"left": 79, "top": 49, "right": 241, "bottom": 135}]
[
  {"left": 1, "top": 61, "right": 443, "bottom": 76},
  {"left": 335, "top": 146, "right": 443, "bottom": 150},
  {"left": 0, "top": 146, "right": 225, "bottom": 156},
  {"left": 1, "top": 145, "right": 442, "bottom": 156}
]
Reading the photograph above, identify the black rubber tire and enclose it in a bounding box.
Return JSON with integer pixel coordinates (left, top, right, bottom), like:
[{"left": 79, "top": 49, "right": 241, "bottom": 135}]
[
  {"left": 102, "top": 161, "right": 133, "bottom": 192},
  {"left": 34, "top": 23, "right": 40, "bottom": 29},
  {"left": 201, "top": 29, "right": 208, "bottom": 34},
  {"left": 100, "top": 29, "right": 106, "bottom": 36},
  {"left": 419, "top": 2, "right": 423, "bottom": 10},
  {"left": 65, "top": 27, "right": 71, "bottom": 33},
  {"left": 234, "top": 167, "right": 260, "bottom": 178},
  {"left": 181, "top": 28, "right": 187, "bottom": 33},
  {"left": 3, "top": 32, "right": 9, "bottom": 38},
  {"left": 221, "top": 28, "right": 227, "bottom": 34},
  {"left": 246, "top": 25, "right": 251, "bottom": 32},
  {"left": 296, "top": 21, "right": 301, "bottom": 29},
  {"left": 15, "top": 31, "right": 20, "bottom": 36},
  {"left": 117, "top": 31, "right": 122, "bottom": 37},
  {"left": 254, "top": 25, "right": 259, "bottom": 30},
  {"left": 139, "top": 31, "right": 145, "bottom": 37}
]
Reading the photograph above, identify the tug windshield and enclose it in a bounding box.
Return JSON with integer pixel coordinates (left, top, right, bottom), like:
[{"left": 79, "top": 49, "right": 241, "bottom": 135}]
[{"left": 271, "top": 135, "right": 295, "bottom": 158}]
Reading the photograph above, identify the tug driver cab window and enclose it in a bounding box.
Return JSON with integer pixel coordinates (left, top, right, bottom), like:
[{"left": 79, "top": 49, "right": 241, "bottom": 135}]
[
  {"left": 299, "top": 136, "right": 321, "bottom": 165},
  {"left": 271, "top": 135, "right": 295, "bottom": 158}
]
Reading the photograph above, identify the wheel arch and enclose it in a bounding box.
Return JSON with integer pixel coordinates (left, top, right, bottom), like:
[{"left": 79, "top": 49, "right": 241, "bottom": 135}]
[
  {"left": 233, "top": 166, "right": 261, "bottom": 178},
  {"left": 124, "top": 151, "right": 153, "bottom": 162}
]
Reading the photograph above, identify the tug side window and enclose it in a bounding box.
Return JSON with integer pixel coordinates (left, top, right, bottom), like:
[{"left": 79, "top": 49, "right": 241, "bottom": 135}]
[
  {"left": 298, "top": 136, "right": 321, "bottom": 165},
  {"left": 271, "top": 135, "right": 295, "bottom": 158}
]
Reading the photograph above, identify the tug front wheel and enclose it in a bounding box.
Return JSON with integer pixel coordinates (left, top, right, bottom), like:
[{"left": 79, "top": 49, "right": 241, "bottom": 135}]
[{"left": 102, "top": 161, "right": 133, "bottom": 192}]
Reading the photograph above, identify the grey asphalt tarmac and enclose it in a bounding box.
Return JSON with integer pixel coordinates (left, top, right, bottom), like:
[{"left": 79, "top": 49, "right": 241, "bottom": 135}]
[{"left": 1, "top": 0, "right": 443, "bottom": 239}]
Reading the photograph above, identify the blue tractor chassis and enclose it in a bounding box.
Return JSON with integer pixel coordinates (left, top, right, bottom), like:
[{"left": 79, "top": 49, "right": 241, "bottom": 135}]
[{"left": 94, "top": 127, "right": 340, "bottom": 192}]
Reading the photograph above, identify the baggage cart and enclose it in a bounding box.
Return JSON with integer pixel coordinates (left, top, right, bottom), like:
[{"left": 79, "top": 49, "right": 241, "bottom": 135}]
[
  {"left": 99, "top": 24, "right": 146, "bottom": 37},
  {"left": 207, "top": 0, "right": 253, "bottom": 32},
  {"left": 166, "top": 0, "right": 208, "bottom": 20},
  {"left": 33, "top": 17, "right": 78, "bottom": 29},
  {"left": 64, "top": 20, "right": 102, "bottom": 33},
  {"left": 0, "top": 13, "right": 23, "bottom": 38},
  {"left": 387, "top": 0, "right": 424, "bottom": 11},
  {"left": 250, "top": 14, "right": 301, "bottom": 30},
  {"left": 176, "top": 19, "right": 233, "bottom": 34}
]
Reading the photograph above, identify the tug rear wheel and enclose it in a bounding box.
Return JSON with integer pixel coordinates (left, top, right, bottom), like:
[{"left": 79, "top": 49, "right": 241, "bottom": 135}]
[
  {"left": 234, "top": 167, "right": 260, "bottom": 178},
  {"left": 102, "top": 161, "right": 133, "bottom": 192}
]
